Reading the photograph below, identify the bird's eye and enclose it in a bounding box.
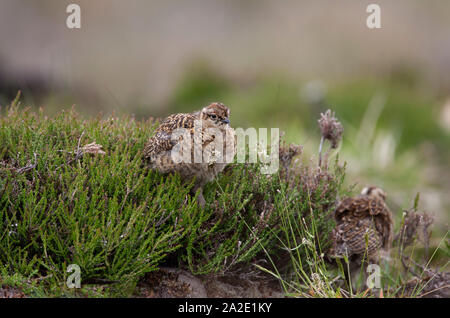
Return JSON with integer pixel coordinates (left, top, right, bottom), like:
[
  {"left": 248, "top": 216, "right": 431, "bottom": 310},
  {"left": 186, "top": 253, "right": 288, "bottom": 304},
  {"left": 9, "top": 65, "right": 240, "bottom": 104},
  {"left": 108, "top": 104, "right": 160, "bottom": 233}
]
[{"left": 210, "top": 114, "right": 217, "bottom": 119}]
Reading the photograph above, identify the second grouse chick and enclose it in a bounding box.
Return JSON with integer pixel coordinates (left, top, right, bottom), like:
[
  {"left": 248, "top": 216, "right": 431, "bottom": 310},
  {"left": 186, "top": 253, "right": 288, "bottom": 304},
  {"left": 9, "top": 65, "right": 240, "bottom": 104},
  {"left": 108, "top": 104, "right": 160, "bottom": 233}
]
[
  {"left": 143, "top": 102, "right": 235, "bottom": 207},
  {"left": 332, "top": 186, "right": 394, "bottom": 266}
]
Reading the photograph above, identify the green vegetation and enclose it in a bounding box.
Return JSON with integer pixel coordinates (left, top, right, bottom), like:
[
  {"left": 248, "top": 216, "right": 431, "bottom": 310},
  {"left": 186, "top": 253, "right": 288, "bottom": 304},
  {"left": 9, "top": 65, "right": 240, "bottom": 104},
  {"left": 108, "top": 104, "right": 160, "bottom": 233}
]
[
  {"left": 168, "top": 64, "right": 449, "bottom": 157},
  {"left": 166, "top": 63, "right": 449, "bottom": 229},
  {"left": 1, "top": 63, "right": 448, "bottom": 297},
  {"left": 0, "top": 95, "right": 346, "bottom": 296}
]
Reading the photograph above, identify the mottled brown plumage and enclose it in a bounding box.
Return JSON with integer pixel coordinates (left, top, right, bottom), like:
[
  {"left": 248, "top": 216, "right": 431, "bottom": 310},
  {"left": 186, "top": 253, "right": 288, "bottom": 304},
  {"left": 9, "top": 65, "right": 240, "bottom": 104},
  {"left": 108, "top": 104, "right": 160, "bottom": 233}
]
[
  {"left": 332, "top": 186, "right": 394, "bottom": 264},
  {"left": 143, "top": 102, "right": 235, "bottom": 207}
]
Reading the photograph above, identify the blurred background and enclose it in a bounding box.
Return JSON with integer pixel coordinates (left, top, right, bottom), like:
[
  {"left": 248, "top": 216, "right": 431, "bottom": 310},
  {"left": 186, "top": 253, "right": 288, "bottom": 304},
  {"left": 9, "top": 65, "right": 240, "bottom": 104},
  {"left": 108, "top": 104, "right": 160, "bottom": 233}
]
[{"left": 0, "top": 0, "right": 449, "bottom": 236}]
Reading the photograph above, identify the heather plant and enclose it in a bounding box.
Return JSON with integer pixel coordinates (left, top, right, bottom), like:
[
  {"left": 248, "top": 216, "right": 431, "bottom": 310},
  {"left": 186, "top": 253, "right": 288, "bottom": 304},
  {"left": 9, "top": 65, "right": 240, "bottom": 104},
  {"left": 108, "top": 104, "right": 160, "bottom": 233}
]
[
  {"left": 1, "top": 100, "right": 201, "bottom": 294},
  {"left": 1, "top": 94, "right": 445, "bottom": 298},
  {"left": 0, "top": 95, "right": 345, "bottom": 296}
]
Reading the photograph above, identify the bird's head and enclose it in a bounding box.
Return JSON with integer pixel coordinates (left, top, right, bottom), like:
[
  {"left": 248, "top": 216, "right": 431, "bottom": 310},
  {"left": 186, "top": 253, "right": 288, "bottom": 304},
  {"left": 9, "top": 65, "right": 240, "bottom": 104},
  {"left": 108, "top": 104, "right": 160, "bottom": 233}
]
[
  {"left": 200, "top": 102, "right": 230, "bottom": 128},
  {"left": 361, "top": 186, "right": 387, "bottom": 201}
]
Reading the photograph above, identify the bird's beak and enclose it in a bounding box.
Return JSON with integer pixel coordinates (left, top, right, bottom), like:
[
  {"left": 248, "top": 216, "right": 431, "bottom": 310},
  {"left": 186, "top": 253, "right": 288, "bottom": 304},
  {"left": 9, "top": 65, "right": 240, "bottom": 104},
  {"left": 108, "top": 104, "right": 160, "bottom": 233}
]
[{"left": 221, "top": 118, "right": 230, "bottom": 124}]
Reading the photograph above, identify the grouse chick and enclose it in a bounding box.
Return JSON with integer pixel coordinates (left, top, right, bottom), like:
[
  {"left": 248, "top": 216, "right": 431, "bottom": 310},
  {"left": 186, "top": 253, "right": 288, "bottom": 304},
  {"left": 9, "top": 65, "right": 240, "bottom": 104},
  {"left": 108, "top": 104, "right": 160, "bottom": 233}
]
[
  {"left": 332, "top": 186, "right": 394, "bottom": 265},
  {"left": 143, "top": 102, "right": 235, "bottom": 207}
]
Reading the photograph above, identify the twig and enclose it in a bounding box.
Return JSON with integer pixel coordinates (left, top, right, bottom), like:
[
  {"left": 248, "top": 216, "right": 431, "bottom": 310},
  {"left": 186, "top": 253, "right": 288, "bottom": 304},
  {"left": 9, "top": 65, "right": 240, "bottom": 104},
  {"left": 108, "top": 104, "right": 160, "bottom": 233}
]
[
  {"left": 400, "top": 253, "right": 421, "bottom": 277},
  {"left": 155, "top": 209, "right": 174, "bottom": 227},
  {"left": 31, "top": 274, "right": 53, "bottom": 282},
  {"left": 55, "top": 131, "right": 85, "bottom": 170},
  {"left": 15, "top": 152, "right": 38, "bottom": 174},
  {"left": 318, "top": 136, "right": 324, "bottom": 168},
  {"left": 418, "top": 284, "right": 450, "bottom": 298}
]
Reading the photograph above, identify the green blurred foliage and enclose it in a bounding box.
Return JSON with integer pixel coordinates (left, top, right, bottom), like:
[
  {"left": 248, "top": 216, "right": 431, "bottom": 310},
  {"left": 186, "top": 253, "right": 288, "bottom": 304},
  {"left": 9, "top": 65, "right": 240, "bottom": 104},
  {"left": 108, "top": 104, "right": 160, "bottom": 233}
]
[
  {"left": 166, "top": 63, "right": 449, "bottom": 231},
  {"left": 0, "top": 99, "right": 344, "bottom": 296},
  {"left": 169, "top": 63, "right": 449, "bottom": 159}
]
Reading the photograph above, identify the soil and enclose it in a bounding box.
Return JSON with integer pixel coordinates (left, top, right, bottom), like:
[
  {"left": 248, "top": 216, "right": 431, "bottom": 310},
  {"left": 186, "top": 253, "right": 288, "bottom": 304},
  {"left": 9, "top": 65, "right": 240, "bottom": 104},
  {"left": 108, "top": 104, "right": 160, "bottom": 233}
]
[
  {"left": 0, "top": 285, "right": 26, "bottom": 298},
  {"left": 135, "top": 267, "right": 285, "bottom": 298}
]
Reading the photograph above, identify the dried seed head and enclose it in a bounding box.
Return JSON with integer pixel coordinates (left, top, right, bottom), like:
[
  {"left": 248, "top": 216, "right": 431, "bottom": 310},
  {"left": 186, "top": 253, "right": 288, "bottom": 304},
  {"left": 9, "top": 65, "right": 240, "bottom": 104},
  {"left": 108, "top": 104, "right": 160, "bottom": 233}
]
[
  {"left": 318, "top": 109, "right": 343, "bottom": 149},
  {"left": 82, "top": 142, "right": 106, "bottom": 155},
  {"left": 279, "top": 143, "right": 303, "bottom": 173},
  {"left": 399, "top": 209, "right": 434, "bottom": 248}
]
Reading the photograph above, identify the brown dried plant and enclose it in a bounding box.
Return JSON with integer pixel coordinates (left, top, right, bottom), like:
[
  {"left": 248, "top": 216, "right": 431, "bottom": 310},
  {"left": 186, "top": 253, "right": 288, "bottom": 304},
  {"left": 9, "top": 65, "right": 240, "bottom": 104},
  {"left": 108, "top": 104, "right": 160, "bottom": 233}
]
[{"left": 318, "top": 109, "right": 343, "bottom": 167}]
